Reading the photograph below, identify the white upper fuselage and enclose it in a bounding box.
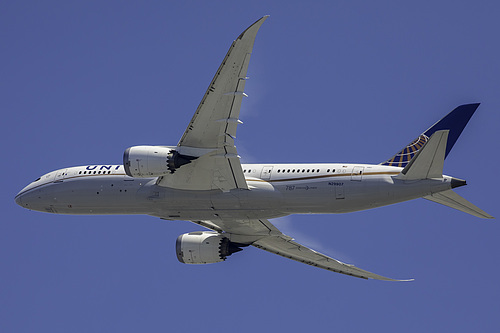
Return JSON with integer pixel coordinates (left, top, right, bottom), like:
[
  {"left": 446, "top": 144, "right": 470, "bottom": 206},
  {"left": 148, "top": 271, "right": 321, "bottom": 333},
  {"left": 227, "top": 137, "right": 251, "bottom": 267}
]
[{"left": 15, "top": 163, "right": 454, "bottom": 221}]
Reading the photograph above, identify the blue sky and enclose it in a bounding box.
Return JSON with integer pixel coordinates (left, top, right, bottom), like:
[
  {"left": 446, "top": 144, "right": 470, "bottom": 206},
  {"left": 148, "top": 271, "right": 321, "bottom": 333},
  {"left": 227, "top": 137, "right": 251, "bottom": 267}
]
[{"left": 2, "top": 1, "right": 499, "bottom": 332}]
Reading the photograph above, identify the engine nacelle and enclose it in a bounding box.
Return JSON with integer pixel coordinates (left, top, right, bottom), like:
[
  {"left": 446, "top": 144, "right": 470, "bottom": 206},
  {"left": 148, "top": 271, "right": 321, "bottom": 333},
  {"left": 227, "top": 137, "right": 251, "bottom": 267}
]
[
  {"left": 123, "top": 145, "right": 196, "bottom": 177},
  {"left": 176, "top": 231, "right": 244, "bottom": 264}
]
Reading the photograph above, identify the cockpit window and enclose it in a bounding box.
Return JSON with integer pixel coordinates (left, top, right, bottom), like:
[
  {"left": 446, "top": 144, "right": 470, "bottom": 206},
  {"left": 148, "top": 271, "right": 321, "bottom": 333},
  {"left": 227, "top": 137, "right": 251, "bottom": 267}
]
[{"left": 34, "top": 177, "right": 41, "bottom": 182}]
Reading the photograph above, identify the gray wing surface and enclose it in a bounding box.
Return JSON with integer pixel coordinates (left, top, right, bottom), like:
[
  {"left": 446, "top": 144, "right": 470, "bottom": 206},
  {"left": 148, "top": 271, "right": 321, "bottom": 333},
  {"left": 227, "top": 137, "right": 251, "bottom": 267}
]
[
  {"left": 158, "top": 16, "right": 268, "bottom": 191},
  {"left": 189, "top": 217, "right": 412, "bottom": 281},
  {"left": 253, "top": 234, "right": 413, "bottom": 281}
]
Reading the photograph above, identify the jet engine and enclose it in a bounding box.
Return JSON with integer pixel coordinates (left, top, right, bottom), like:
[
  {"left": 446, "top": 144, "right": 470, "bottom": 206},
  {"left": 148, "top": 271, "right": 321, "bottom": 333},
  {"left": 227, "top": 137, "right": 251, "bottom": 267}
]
[
  {"left": 176, "top": 231, "right": 244, "bottom": 264},
  {"left": 123, "top": 145, "right": 196, "bottom": 177}
]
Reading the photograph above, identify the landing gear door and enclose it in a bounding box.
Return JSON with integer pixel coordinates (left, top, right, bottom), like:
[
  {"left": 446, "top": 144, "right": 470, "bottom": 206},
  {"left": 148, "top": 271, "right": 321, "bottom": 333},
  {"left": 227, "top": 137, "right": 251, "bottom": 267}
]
[
  {"left": 260, "top": 166, "right": 273, "bottom": 180},
  {"left": 335, "top": 183, "right": 345, "bottom": 199}
]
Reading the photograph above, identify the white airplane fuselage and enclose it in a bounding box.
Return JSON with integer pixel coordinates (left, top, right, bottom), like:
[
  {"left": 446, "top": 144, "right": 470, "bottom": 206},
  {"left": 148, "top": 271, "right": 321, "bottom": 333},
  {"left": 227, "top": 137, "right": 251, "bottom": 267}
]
[{"left": 16, "top": 163, "right": 453, "bottom": 221}]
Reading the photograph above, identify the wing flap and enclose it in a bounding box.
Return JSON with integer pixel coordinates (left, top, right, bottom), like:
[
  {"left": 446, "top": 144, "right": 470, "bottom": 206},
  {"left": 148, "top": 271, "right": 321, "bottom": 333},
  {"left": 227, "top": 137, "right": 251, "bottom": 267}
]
[{"left": 157, "top": 149, "right": 247, "bottom": 191}]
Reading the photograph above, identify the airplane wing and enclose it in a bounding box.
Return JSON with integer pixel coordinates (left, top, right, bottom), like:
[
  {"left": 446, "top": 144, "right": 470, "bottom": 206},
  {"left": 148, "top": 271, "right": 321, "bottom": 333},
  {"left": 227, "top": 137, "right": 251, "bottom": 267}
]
[
  {"left": 186, "top": 217, "right": 412, "bottom": 281},
  {"left": 157, "top": 16, "right": 268, "bottom": 191},
  {"left": 253, "top": 234, "right": 413, "bottom": 281},
  {"left": 189, "top": 218, "right": 282, "bottom": 237}
]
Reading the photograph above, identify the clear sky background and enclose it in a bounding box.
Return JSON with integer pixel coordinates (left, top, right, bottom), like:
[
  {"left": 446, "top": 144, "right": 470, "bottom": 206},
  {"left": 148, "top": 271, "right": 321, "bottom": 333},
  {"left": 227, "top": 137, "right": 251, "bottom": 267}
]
[{"left": 2, "top": 1, "right": 500, "bottom": 332}]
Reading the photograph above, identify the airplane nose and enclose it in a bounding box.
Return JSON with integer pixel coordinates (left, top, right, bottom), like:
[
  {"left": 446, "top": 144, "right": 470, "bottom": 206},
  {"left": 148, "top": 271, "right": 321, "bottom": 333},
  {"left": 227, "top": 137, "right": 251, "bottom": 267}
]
[{"left": 15, "top": 194, "right": 23, "bottom": 207}]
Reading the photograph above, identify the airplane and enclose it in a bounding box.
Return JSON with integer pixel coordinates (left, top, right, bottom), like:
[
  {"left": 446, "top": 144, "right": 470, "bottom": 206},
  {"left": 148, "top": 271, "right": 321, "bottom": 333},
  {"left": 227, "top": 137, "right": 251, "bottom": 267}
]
[{"left": 15, "top": 16, "right": 493, "bottom": 281}]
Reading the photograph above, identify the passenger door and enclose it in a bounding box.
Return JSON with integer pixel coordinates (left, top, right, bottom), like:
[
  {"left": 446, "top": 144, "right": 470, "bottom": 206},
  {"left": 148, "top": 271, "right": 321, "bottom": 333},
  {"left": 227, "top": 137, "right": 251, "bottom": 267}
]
[
  {"left": 351, "top": 166, "right": 364, "bottom": 181},
  {"left": 260, "top": 166, "right": 273, "bottom": 180},
  {"left": 54, "top": 169, "right": 68, "bottom": 182}
]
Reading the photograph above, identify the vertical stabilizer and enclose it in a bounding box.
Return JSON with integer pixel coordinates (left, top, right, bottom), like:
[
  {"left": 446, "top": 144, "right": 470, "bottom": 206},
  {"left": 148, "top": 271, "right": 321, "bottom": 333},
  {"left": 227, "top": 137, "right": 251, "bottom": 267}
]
[{"left": 381, "top": 104, "right": 479, "bottom": 167}]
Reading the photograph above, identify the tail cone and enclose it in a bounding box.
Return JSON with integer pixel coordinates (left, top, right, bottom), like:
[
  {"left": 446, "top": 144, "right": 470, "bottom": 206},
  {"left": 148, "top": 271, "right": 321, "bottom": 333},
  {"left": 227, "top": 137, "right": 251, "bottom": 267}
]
[{"left": 451, "top": 177, "right": 467, "bottom": 189}]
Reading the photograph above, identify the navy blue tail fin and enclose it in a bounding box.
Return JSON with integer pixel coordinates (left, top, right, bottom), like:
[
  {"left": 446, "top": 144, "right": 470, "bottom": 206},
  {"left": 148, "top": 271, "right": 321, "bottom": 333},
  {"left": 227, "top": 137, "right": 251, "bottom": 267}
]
[{"left": 380, "top": 103, "right": 480, "bottom": 168}]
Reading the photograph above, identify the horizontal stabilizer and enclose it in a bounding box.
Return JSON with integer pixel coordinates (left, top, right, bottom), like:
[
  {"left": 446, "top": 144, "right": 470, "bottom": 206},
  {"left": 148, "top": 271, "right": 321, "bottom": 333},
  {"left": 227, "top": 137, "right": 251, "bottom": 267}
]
[
  {"left": 398, "top": 130, "right": 449, "bottom": 180},
  {"left": 424, "top": 190, "right": 494, "bottom": 219}
]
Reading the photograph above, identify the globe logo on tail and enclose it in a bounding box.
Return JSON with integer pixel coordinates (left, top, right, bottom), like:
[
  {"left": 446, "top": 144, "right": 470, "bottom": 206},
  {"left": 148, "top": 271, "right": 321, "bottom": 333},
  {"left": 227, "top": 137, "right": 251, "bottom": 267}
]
[{"left": 381, "top": 134, "right": 429, "bottom": 168}]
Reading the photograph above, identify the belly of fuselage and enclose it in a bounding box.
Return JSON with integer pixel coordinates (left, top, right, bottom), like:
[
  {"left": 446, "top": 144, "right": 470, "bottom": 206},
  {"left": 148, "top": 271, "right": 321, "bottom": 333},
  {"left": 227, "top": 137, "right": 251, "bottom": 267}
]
[{"left": 23, "top": 171, "right": 451, "bottom": 221}]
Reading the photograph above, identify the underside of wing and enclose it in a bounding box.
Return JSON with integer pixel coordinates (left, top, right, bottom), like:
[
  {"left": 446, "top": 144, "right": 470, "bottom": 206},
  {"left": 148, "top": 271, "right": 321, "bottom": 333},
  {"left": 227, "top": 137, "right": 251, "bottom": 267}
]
[
  {"left": 184, "top": 216, "right": 412, "bottom": 281},
  {"left": 157, "top": 148, "right": 247, "bottom": 191},
  {"left": 190, "top": 218, "right": 282, "bottom": 238},
  {"left": 158, "top": 16, "right": 268, "bottom": 191},
  {"left": 178, "top": 16, "right": 268, "bottom": 149},
  {"left": 253, "top": 234, "right": 413, "bottom": 281}
]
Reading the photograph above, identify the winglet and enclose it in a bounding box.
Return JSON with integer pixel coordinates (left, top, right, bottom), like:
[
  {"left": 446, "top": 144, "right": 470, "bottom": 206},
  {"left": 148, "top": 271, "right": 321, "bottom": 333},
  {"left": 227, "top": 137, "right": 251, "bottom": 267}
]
[{"left": 237, "top": 16, "right": 269, "bottom": 40}]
